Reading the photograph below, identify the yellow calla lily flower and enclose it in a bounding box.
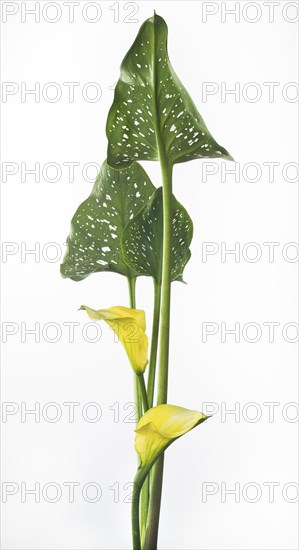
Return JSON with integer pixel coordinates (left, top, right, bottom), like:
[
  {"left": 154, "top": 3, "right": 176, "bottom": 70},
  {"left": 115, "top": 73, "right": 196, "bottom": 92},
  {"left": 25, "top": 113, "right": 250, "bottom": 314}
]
[
  {"left": 135, "top": 404, "right": 208, "bottom": 468},
  {"left": 80, "top": 305, "right": 148, "bottom": 375}
]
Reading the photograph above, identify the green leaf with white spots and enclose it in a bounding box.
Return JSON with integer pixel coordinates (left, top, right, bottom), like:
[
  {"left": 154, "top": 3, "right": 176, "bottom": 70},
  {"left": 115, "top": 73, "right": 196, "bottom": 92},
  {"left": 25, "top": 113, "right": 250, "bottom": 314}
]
[
  {"left": 121, "top": 187, "right": 193, "bottom": 283},
  {"left": 106, "top": 13, "right": 233, "bottom": 168},
  {"left": 60, "top": 161, "right": 156, "bottom": 281}
]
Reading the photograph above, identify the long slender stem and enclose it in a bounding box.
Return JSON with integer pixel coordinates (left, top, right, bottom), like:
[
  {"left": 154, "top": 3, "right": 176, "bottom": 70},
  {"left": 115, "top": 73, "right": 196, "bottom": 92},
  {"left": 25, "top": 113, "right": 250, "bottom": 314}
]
[
  {"left": 138, "top": 374, "right": 149, "bottom": 412},
  {"left": 157, "top": 159, "right": 173, "bottom": 404},
  {"left": 132, "top": 446, "right": 172, "bottom": 550},
  {"left": 129, "top": 276, "right": 150, "bottom": 548},
  {"left": 144, "top": 453, "right": 164, "bottom": 549},
  {"left": 128, "top": 276, "right": 136, "bottom": 309},
  {"left": 132, "top": 471, "right": 144, "bottom": 550},
  {"left": 127, "top": 276, "right": 142, "bottom": 424},
  {"left": 138, "top": 278, "right": 162, "bottom": 546},
  {"left": 144, "top": 157, "right": 173, "bottom": 550},
  {"left": 147, "top": 279, "right": 161, "bottom": 408},
  {"left": 140, "top": 477, "right": 149, "bottom": 549},
  {"left": 138, "top": 372, "right": 150, "bottom": 546},
  {"left": 132, "top": 464, "right": 152, "bottom": 550}
]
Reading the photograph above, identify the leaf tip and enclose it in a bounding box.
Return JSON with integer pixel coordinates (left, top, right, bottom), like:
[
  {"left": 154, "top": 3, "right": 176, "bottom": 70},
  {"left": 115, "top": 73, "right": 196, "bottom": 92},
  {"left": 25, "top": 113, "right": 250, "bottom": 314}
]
[{"left": 225, "top": 152, "right": 235, "bottom": 162}]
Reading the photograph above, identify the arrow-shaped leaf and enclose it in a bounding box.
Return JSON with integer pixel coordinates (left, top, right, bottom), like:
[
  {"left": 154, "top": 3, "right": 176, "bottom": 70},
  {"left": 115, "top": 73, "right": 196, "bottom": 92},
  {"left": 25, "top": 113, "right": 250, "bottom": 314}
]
[
  {"left": 121, "top": 187, "right": 193, "bottom": 283},
  {"left": 61, "top": 160, "right": 155, "bottom": 281},
  {"left": 106, "top": 13, "right": 233, "bottom": 168}
]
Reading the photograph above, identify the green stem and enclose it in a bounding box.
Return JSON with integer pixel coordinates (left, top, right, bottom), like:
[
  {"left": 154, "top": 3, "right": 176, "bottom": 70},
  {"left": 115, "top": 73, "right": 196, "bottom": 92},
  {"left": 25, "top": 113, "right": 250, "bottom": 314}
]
[
  {"left": 129, "top": 276, "right": 149, "bottom": 548},
  {"left": 144, "top": 158, "right": 173, "bottom": 550},
  {"left": 127, "top": 276, "right": 142, "bottom": 424},
  {"left": 140, "top": 280, "right": 161, "bottom": 547},
  {"left": 138, "top": 374, "right": 149, "bottom": 412},
  {"left": 140, "top": 479, "right": 149, "bottom": 549},
  {"left": 132, "top": 445, "right": 171, "bottom": 550},
  {"left": 147, "top": 279, "right": 161, "bottom": 408},
  {"left": 128, "top": 276, "right": 137, "bottom": 309},
  {"left": 144, "top": 454, "right": 164, "bottom": 549},
  {"left": 132, "top": 471, "right": 143, "bottom": 550},
  {"left": 157, "top": 160, "right": 173, "bottom": 404},
  {"left": 132, "top": 465, "right": 152, "bottom": 550}
]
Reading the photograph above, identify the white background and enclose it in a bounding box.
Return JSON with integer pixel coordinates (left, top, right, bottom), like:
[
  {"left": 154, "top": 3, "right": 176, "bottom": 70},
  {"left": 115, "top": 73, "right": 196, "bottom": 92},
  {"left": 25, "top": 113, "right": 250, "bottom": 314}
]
[{"left": 1, "top": 1, "right": 298, "bottom": 549}]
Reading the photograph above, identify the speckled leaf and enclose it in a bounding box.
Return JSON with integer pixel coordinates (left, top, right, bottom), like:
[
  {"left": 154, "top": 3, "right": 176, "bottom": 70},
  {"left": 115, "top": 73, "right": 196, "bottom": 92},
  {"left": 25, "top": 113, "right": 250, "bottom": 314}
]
[
  {"left": 106, "top": 13, "right": 233, "bottom": 168},
  {"left": 121, "top": 187, "right": 193, "bottom": 283},
  {"left": 61, "top": 161, "right": 155, "bottom": 281}
]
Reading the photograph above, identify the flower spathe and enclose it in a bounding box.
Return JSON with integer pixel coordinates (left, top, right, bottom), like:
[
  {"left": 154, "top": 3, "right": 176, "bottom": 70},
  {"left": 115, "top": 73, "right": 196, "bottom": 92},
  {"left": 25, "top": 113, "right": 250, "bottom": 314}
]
[
  {"left": 80, "top": 305, "right": 148, "bottom": 375},
  {"left": 135, "top": 404, "right": 208, "bottom": 468}
]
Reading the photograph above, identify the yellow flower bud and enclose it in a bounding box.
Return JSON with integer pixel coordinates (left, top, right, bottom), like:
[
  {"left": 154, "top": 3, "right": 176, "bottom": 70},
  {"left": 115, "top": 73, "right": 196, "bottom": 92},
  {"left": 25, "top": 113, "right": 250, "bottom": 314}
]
[{"left": 80, "top": 305, "right": 148, "bottom": 374}]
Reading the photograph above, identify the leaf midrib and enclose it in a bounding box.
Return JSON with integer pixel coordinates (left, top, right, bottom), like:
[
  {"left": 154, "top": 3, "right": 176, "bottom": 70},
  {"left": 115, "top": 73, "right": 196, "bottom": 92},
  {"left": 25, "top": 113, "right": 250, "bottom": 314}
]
[{"left": 151, "top": 15, "right": 167, "bottom": 165}]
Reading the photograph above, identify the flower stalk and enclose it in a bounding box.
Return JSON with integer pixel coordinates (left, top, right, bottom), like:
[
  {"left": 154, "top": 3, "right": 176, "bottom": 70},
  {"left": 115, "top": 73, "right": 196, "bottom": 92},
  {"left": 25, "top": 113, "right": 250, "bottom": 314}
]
[
  {"left": 128, "top": 277, "right": 142, "bottom": 423},
  {"left": 147, "top": 279, "right": 161, "bottom": 408},
  {"left": 144, "top": 155, "right": 173, "bottom": 550}
]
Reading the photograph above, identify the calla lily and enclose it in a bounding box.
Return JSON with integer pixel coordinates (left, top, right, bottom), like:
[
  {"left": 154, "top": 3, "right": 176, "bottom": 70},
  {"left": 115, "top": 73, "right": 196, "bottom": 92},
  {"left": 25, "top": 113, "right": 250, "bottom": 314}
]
[
  {"left": 135, "top": 404, "right": 208, "bottom": 468},
  {"left": 80, "top": 305, "right": 148, "bottom": 375}
]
